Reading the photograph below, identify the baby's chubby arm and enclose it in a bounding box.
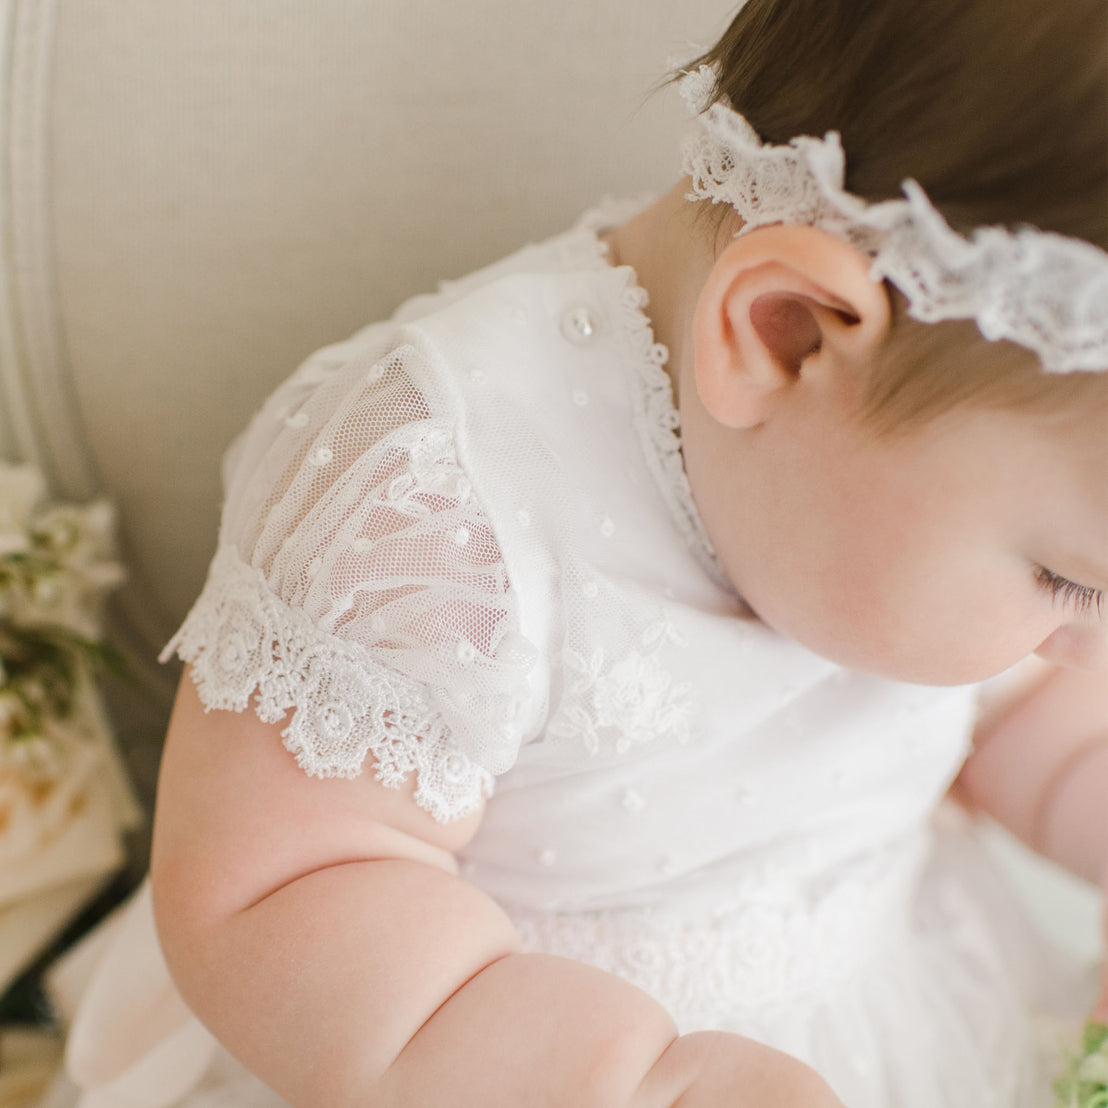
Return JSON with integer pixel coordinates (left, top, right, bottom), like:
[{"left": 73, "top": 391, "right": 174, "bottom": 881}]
[
  {"left": 152, "top": 672, "right": 844, "bottom": 1108},
  {"left": 956, "top": 661, "right": 1108, "bottom": 1016}
]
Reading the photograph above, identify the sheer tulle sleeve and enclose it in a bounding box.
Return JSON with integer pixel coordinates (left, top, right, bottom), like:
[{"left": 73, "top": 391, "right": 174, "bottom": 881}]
[{"left": 161, "top": 333, "right": 539, "bottom": 822}]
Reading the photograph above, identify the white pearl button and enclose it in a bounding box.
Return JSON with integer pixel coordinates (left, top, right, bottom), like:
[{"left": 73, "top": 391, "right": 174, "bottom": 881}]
[
  {"left": 454, "top": 528, "right": 471, "bottom": 546},
  {"left": 284, "top": 411, "right": 309, "bottom": 428},
  {"left": 572, "top": 389, "right": 590, "bottom": 407},
  {"left": 560, "top": 304, "right": 601, "bottom": 345},
  {"left": 310, "top": 446, "right": 333, "bottom": 466},
  {"left": 600, "top": 516, "right": 616, "bottom": 538}
]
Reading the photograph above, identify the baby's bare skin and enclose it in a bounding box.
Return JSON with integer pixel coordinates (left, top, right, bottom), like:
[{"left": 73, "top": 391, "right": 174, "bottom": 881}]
[{"left": 153, "top": 677, "right": 846, "bottom": 1107}]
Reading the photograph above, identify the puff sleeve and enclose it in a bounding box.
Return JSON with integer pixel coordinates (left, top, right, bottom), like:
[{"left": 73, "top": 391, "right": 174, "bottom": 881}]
[{"left": 161, "top": 333, "right": 539, "bottom": 822}]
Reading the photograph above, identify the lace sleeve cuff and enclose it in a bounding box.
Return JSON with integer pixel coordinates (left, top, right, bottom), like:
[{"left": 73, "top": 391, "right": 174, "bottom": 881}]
[{"left": 161, "top": 547, "right": 496, "bottom": 823}]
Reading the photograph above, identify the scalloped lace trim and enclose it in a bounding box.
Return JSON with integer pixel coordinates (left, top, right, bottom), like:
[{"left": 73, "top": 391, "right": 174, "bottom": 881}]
[
  {"left": 615, "top": 279, "right": 729, "bottom": 589},
  {"left": 161, "top": 547, "right": 491, "bottom": 823}
]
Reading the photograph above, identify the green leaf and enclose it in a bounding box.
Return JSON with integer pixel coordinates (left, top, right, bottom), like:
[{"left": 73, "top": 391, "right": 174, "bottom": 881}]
[
  {"left": 1085, "top": 1024, "right": 1108, "bottom": 1056},
  {"left": 1056, "top": 1022, "right": 1108, "bottom": 1108}
]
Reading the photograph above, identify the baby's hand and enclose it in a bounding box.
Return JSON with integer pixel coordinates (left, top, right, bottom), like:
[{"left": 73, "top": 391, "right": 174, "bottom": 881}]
[{"left": 633, "top": 1031, "right": 846, "bottom": 1108}]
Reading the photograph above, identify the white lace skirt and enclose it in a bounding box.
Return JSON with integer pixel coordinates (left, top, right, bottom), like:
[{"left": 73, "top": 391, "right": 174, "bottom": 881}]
[
  {"left": 507, "top": 818, "right": 1091, "bottom": 1108},
  {"left": 48, "top": 820, "right": 1092, "bottom": 1108}
]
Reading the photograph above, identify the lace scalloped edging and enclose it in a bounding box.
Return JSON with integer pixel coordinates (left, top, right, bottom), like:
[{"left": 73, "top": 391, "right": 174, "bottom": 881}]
[
  {"left": 160, "top": 546, "right": 492, "bottom": 823},
  {"left": 679, "top": 65, "right": 1108, "bottom": 375},
  {"left": 559, "top": 201, "right": 728, "bottom": 588},
  {"left": 605, "top": 264, "right": 730, "bottom": 590}
]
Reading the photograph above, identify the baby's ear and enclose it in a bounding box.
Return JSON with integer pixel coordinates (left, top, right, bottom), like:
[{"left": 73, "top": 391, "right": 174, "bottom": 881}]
[{"left": 692, "top": 225, "right": 891, "bottom": 428}]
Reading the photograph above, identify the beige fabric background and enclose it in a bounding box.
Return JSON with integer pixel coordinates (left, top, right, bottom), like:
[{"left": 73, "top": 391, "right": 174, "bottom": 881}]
[{"left": 48, "top": 0, "right": 737, "bottom": 630}]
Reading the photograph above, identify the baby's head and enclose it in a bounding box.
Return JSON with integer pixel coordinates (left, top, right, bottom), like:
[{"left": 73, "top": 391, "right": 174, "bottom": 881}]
[{"left": 665, "top": 0, "right": 1107, "bottom": 685}]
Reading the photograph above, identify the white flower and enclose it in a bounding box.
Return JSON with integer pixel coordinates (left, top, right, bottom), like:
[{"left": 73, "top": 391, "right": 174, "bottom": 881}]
[
  {"left": 194, "top": 596, "right": 267, "bottom": 713},
  {"left": 0, "top": 465, "right": 45, "bottom": 556},
  {"left": 34, "top": 500, "right": 119, "bottom": 567},
  {"left": 552, "top": 639, "right": 696, "bottom": 755},
  {"left": 281, "top": 648, "right": 380, "bottom": 774},
  {"left": 0, "top": 466, "right": 124, "bottom": 636},
  {"left": 311, "top": 699, "right": 355, "bottom": 745},
  {"left": 593, "top": 651, "right": 695, "bottom": 751},
  {"left": 1081, "top": 1051, "right": 1108, "bottom": 1083}
]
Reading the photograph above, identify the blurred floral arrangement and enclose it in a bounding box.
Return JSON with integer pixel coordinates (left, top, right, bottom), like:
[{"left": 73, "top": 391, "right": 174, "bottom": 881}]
[
  {"left": 0, "top": 462, "right": 138, "bottom": 1004},
  {"left": 1055, "top": 1022, "right": 1108, "bottom": 1108},
  {"left": 1, "top": 463, "right": 124, "bottom": 757}
]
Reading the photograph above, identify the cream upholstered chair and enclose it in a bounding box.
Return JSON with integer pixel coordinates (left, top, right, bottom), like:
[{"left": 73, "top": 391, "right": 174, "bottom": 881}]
[
  {"left": 0, "top": 0, "right": 1097, "bottom": 978},
  {"left": 0, "top": 0, "right": 735, "bottom": 809}
]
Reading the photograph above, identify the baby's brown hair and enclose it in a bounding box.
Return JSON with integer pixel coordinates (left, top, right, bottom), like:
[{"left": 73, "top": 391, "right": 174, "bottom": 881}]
[{"left": 691, "top": 0, "right": 1108, "bottom": 427}]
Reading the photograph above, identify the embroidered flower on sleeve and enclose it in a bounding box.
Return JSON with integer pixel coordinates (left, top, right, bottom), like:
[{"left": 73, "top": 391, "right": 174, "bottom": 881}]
[{"left": 551, "top": 617, "right": 695, "bottom": 755}]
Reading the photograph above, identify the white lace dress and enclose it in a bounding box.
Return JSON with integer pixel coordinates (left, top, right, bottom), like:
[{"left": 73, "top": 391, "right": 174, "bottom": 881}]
[{"left": 55, "top": 206, "right": 1090, "bottom": 1108}]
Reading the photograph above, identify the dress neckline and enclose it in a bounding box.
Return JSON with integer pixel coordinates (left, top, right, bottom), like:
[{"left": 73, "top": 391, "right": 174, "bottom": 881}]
[{"left": 571, "top": 204, "right": 730, "bottom": 591}]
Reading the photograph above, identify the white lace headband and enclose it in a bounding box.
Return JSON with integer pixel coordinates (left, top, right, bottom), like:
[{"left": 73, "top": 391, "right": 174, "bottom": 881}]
[{"left": 679, "top": 65, "right": 1108, "bottom": 375}]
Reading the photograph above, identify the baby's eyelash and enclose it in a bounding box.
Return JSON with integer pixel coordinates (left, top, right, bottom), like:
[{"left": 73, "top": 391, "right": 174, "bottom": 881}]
[{"left": 1034, "top": 565, "right": 1104, "bottom": 616}]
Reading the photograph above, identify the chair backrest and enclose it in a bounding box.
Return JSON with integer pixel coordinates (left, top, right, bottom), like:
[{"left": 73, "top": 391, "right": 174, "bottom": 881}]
[{"left": 0, "top": 0, "right": 735, "bottom": 787}]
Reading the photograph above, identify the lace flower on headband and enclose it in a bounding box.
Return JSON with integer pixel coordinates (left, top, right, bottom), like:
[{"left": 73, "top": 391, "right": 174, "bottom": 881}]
[{"left": 679, "top": 65, "right": 1108, "bottom": 375}]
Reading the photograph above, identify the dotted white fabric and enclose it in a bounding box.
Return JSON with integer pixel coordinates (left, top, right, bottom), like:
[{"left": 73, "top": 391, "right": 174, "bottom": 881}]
[
  {"left": 69, "top": 206, "right": 1090, "bottom": 1108},
  {"left": 680, "top": 65, "right": 1108, "bottom": 375}
]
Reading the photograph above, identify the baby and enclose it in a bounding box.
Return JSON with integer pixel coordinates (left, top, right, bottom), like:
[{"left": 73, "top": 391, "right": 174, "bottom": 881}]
[{"left": 60, "top": 0, "right": 1106, "bottom": 1105}]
